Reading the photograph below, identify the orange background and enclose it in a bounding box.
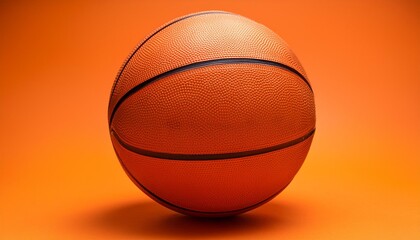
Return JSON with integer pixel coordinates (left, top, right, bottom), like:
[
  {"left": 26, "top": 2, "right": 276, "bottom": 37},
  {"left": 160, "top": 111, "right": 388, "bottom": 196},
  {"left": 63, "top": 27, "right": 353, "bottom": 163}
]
[{"left": 1, "top": 0, "right": 419, "bottom": 239}]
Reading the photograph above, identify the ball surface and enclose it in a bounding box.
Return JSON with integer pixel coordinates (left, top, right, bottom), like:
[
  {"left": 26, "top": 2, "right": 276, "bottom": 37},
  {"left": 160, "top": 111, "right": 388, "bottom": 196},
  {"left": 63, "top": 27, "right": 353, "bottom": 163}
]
[{"left": 108, "top": 11, "right": 315, "bottom": 217}]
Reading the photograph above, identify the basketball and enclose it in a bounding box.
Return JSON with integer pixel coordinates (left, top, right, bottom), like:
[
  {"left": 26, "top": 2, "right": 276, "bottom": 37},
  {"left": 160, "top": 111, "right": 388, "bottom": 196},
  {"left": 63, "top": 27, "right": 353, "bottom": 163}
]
[{"left": 108, "top": 11, "right": 315, "bottom": 217}]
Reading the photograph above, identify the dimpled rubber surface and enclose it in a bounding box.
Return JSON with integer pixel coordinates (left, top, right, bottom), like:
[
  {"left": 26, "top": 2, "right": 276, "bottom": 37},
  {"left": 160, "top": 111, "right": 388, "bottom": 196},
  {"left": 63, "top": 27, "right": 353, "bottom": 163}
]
[
  {"left": 108, "top": 11, "right": 316, "bottom": 216},
  {"left": 108, "top": 11, "right": 309, "bottom": 121},
  {"left": 112, "top": 63, "right": 314, "bottom": 154},
  {"left": 111, "top": 132, "right": 314, "bottom": 216}
]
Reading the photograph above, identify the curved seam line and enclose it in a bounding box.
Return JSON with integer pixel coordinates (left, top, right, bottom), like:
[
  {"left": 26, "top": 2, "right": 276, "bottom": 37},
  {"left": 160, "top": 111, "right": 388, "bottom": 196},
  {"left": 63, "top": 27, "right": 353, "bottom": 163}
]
[
  {"left": 115, "top": 147, "right": 292, "bottom": 215},
  {"left": 109, "top": 58, "right": 312, "bottom": 125},
  {"left": 111, "top": 128, "right": 315, "bottom": 160},
  {"left": 108, "top": 11, "right": 233, "bottom": 122}
]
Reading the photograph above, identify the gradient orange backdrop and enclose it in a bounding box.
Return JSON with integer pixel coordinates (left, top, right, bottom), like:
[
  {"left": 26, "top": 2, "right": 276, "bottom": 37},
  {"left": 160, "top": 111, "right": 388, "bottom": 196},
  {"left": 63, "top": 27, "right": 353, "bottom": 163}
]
[{"left": 1, "top": 1, "right": 419, "bottom": 239}]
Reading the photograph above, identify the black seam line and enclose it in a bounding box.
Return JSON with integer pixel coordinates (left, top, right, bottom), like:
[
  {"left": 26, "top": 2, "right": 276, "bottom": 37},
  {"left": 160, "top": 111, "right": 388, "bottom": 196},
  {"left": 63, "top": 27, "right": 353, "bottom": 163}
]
[
  {"left": 111, "top": 128, "right": 315, "bottom": 161},
  {"left": 115, "top": 147, "right": 292, "bottom": 215},
  {"left": 109, "top": 58, "right": 312, "bottom": 125},
  {"left": 109, "top": 11, "right": 231, "bottom": 99},
  {"left": 108, "top": 10, "right": 233, "bottom": 123}
]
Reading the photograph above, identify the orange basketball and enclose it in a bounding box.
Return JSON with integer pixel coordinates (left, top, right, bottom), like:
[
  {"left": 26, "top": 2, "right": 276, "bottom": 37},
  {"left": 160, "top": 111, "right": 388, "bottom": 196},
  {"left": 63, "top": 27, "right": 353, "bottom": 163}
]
[{"left": 108, "top": 11, "right": 316, "bottom": 217}]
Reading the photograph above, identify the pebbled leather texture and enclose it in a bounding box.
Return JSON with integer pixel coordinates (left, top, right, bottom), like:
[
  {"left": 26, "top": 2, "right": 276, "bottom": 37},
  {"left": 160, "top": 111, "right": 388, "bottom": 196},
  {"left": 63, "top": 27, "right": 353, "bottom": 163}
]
[
  {"left": 111, "top": 131, "right": 314, "bottom": 216},
  {"left": 108, "top": 11, "right": 316, "bottom": 216},
  {"left": 113, "top": 63, "right": 314, "bottom": 155},
  {"left": 108, "top": 12, "right": 310, "bottom": 122}
]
